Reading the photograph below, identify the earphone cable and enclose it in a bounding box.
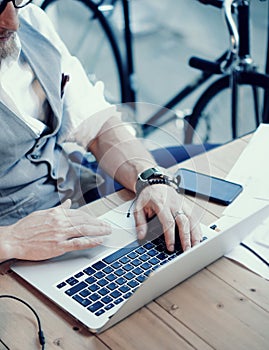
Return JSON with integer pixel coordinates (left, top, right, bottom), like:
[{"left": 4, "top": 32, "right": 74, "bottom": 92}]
[{"left": 0, "top": 294, "right": 45, "bottom": 349}]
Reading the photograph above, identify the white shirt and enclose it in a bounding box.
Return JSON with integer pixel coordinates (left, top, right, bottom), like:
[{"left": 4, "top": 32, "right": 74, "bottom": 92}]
[{"left": 0, "top": 4, "right": 119, "bottom": 147}]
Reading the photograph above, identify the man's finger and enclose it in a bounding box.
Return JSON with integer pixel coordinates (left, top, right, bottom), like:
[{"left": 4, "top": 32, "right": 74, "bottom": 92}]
[
  {"left": 190, "top": 221, "right": 203, "bottom": 246},
  {"left": 62, "top": 236, "right": 104, "bottom": 251},
  {"left": 134, "top": 208, "right": 148, "bottom": 240},
  {"left": 174, "top": 211, "right": 191, "bottom": 251}
]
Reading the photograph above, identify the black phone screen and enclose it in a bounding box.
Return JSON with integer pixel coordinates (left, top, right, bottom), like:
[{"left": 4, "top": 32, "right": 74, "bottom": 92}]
[{"left": 175, "top": 168, "right": 243, "bottom": 205}]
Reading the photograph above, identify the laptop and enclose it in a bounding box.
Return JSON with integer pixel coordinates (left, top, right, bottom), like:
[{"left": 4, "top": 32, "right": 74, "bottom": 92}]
[{"left": 11, "top": 201, "right": 269, "bottom": 333}]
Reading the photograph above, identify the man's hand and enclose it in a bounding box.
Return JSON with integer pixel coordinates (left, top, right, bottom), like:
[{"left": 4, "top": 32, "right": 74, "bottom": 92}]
[
  {"left": 1, "top": 200, "right": 111, "bottom": 261},
  {"left": 134, "top": 185, "right": 202, "bottom": 252}
]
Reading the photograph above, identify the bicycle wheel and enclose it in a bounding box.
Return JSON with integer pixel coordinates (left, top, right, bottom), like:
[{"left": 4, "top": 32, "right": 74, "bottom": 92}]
[
  {"left": 40, "top": 0, "right": 127, "bottom": 104},
  {"left": 184, "top": 71, "right": 269, "bottom": 144}
]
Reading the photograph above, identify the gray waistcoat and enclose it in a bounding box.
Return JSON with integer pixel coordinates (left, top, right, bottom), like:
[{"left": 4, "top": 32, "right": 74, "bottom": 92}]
[{"left": 0, "top": 18, "right": 98, "bottom": 225}]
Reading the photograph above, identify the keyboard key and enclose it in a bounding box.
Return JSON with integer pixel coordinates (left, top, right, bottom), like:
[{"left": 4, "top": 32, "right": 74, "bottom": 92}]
[
  {"left": 115, "top": 268, "right": 125, "bottom": 276},
  {"left": 105, "top": 303, "right": 115, "bottom": 311},
  {"left": 73, "top": 295, "right": 91, "bottom": 307},
  {"left": 147, "top": 249, "right": 158, "bottom": 257},
  {"left": 101, "top": 296, "right": 113, "bottom": 304},
  {"left": 149, "top": 258, "right": 159, "bottom": 265},
  {"left": 107, "top": 282, "right": 117, "bottom": 291},
  {"left": 106, "top": 273, "right": 117, "bottom": 281},
  {"left": 89, "top": 293, "right": 100, "bottom": 302},
  {"left": 116, "top": 277, "right": 127, "bottom": 285},
  {"left": 114, "top": 297, "right": 124, "bottom": 305},
  {"left": 88, "top": 284, "right": 100, "bottom": 292},
  {"left": 66, "top": 277, "right": 79, "bottom": 286},
  {"left": 131, "top": 259, "right": 141, "bottom": 267},
  {"left": 123, "top": 292, "right": 133, "bottom": 299},
  {"left": 98, "top": 278, "right": 108, "bottom": 287},
  {"left": 160, "top": 260, "right": 169, "bottom": 266},
  {"left": 152, "top": 237, "right": 163, "bottom": 245},
  {"left": 124, "top": 272, "right": 135, "bottom": 280},
  {"left": 144, "top": 242, "right": 154, "bottom": 249},
  {"left": 72, "top": 294, "right": 83, "bottom": 303},
  {"left": 168, "top": 253, "right": 177, "bottom": 260},
  {"left": 80, "top": 289, "right": 91, "bottom": 297},
  {"left": 98, "top": 288, "right": 109, "bottom": 296},
  {"left": 140, "top": 254, "right": 150, "bottom": 262},
  {"left": 56, "top": 282, "right": 66, "bottom": 289},
  {"left": 133, "top": 267, "right": 143, "bottom": 275},
  {"left": 94, "top": 271, "right": 105, "bottom": 279},
  {"left": 127, "top": 252, "right": 138, "bottom": 259},
  {"left": 119, "top": 256, "right": 130, "bottom": 264},
  {"left": 95, "top": 309, "right": 105, "bottom": 317},
  {"left": 65, "top": 282, "right": 88, "bottom": 296},
  {"left": 127, "top": 280, "right": 139, "bottom": 288},
  {"left": 155, "top": 245, "right": 165, "bottom": 253},
  {"left": 123, "top": 263, "right": 133, "bottom": 271},
  {"left": 110, "top": 290, "right": 122, "bottom": 299},
  {"left": 83, "top": 266, "right": 95, "bottom": 275},
  {"left": 119, "top": 285, "right": 130, "bottom": 293},
  {"left": 80, "top": 298, "right": 91, "bottom": 308},
  {"left": 103, "top": 266, "right": 113, "bottom": 274},
  {"left": 103, "top": 241, "right": 140, "bottom": 264},
  {"left": 136, "top": 275, "right": 147, "bottom": 283},
  {"left": 141, "top": 262, "right": 151, "bottom": 270},
  {"left": 74, "top": 272, "right": 84, "bottom": 278},
  {"left": 88, "top": 301, "right": 104, "bottom": 313},
  {"left": 111, "top": 261, "right": 122, "bottom": 269},
  {"left": 157, "top": 252, "right": 168, "bottom": 261},
  {"left": 92, "top": 261, "right": 106, "bottom": 270},
  {"left": 136, "top": 247, "right": 146, "bottom": 254},
  {"left": 85, "top": 276, "right": 96, "bottom": 285}
]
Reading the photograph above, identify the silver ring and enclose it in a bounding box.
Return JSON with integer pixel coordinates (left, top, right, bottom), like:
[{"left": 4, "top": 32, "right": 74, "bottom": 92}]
[{"left": 173, "top": 210, "right": 185, "bottom": 219}]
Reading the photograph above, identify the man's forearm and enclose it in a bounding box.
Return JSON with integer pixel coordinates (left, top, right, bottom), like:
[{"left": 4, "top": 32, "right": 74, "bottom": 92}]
[{"left": 89, "top": 117, "right": 157, "bottom": 192}]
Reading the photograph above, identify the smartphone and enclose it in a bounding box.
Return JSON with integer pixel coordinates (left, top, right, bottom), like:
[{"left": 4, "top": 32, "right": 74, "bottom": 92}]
[{"left": 174, "top": 168, "right": 243, "bottom": 205}]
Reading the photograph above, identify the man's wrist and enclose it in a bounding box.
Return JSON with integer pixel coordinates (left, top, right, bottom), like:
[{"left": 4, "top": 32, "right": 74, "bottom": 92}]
[
  {"left": 0, "top": 227, "right": 14, "bottom": 261},
  {"left": 135, "top": 167, "right": 181, "bottom": 197}
]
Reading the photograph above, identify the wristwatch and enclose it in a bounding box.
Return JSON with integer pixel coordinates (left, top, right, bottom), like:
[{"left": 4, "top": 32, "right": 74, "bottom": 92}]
[{"left": 135, "top": 167, "right": 181, "bottom": 197}]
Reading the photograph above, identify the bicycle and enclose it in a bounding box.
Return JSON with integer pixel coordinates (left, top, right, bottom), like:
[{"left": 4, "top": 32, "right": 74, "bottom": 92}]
[
  {"left": 38, "top": 0, "right": 269, "bottom": 143},
  {"left": 182, "top": 0, "right": 269, "bottom": 143},
  {"left": 142, "top": 0, "right": 269, "bottom": 143},
  {"left": 39, "top": 0, "right": 136, "bottom": 105}
]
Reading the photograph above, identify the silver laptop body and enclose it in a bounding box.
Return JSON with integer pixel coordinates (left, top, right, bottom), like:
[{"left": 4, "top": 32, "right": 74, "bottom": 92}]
[{"left": 11, "top": 202, "right": 269, "bottom": 333}]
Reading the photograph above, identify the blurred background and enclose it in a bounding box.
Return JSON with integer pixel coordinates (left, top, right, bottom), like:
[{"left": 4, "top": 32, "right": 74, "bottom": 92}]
[{"left": 34, "top": 0, "right": 268, "bottom": 148}]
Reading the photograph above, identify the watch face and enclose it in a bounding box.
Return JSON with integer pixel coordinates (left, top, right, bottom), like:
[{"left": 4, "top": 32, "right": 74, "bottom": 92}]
[{"left": 140, "top": 168, "right": 159, "bottom": 180}]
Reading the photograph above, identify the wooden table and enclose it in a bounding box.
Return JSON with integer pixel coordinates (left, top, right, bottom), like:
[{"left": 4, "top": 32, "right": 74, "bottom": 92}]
[{"left": 1, "top": 134, "right": 269, "bottom": 350}]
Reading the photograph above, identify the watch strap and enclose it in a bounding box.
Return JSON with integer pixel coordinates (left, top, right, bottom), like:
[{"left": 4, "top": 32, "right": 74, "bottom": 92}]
[{"left": 135, "top": 167, "right": 181, "bottom": 197}]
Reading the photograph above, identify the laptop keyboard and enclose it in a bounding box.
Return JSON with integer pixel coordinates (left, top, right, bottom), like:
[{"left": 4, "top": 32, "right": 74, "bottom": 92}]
[{"left": 56, "top": 234, "right": 186, "bottom": 317}]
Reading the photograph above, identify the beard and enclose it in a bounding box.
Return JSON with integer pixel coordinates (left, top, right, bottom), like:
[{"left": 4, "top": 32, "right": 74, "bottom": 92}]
[{"left": 0, "top": 32, "right": 18, "bottom": 62}]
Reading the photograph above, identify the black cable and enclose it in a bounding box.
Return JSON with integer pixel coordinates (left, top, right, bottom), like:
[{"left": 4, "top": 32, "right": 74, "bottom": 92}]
[
  {"left": 0, "top": 295, "right": 45, "bottom": 349},
  {"left": 0, "top": 337, "right": 10, "bottom": 350}
]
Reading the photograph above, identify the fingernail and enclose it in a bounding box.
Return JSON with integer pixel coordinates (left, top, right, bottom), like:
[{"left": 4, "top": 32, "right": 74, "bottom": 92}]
[
  {"left": 168, "top": 244, "right": 174, "bottom": 252},
  {"left": 94, "top": 238, "right": 104, "bottom": 245}
]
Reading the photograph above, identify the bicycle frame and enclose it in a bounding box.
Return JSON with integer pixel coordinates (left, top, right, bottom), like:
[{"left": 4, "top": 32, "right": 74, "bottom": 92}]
[
  {"left": 183, "top": 0, "right": 269, "bottom": 143},
  {"left": 90, "top": 0, "right": 137, "bottom": 105},
  {"left": 143, "top": 0, "right": 269, "bottom": 139},
  {"left": 40, "top": 0, "right": 268, "bottom": 138}
]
